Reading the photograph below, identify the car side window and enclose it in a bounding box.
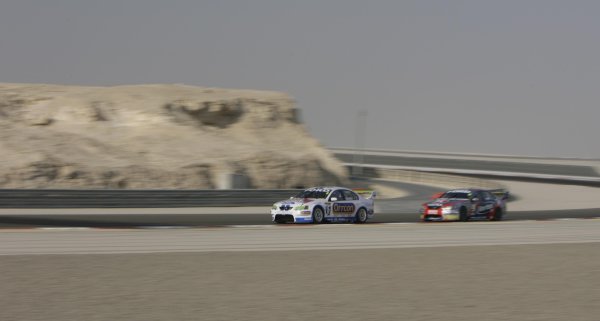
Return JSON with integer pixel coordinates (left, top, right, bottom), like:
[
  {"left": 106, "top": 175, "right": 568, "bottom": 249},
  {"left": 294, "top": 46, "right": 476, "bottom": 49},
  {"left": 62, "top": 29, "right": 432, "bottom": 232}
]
[
  {"left": 330, "top": 190, "right": 345, "bottom": 201},
  {"left": 482, "top": 191, "right": 493, "bottom": 201},
  {"left": 342, "top": 190, "right": 359, "bottom": 200}
]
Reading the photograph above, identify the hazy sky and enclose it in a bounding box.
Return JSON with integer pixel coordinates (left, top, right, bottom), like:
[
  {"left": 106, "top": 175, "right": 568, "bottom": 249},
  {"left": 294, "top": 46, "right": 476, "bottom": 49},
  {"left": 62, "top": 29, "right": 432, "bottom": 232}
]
[{"left": 1, "top": 1, "right": 599, "bottom": 158}]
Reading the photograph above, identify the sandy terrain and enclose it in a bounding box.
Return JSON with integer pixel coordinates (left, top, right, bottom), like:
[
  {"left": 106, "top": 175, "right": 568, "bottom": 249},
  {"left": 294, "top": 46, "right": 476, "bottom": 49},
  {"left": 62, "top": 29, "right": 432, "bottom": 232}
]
[{"left": 0, "top": 83, "right": 347, "bottom": 189}]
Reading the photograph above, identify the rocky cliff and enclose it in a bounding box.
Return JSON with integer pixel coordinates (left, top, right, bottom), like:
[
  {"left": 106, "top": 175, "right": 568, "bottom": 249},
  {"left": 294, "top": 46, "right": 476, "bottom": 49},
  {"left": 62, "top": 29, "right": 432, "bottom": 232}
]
[{"left": 0, "top": 83, "right": 348, "bottom": 189}]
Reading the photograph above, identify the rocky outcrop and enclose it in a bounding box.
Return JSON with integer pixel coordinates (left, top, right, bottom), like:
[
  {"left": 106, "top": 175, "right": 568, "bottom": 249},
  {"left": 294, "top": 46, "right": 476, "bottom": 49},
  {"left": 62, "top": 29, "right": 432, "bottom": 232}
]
[{"left": 0, "top": 83, "right": 348, "bottom": 189}]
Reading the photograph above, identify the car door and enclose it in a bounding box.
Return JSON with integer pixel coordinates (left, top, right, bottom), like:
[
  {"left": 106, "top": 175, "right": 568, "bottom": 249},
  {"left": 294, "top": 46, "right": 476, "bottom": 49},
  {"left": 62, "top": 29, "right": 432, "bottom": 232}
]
[
  {"left": 474, "top": 191, "right": 495, "bottom": 216},
  {"left": 470, "top": 191, "right": 485, "bottom": 216},
  {"left": 342, "top": 189, "right": 361, "bottom": 217},
  {"left": 329, "top": 189, "right": 357, "bottom": 220}
]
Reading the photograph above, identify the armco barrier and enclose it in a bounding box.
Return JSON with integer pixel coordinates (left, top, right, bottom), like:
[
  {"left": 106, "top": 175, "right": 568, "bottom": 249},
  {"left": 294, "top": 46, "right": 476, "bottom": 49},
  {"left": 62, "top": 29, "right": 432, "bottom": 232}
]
[
  {"left": 333, "top": 149, "right": 600, "bottom": 177},
  {"left": 0, "top": 166, "right": 533, "bottom": 209},
  {"left": 347, "top": 166, "right": 506, "bottom": 190},
  {"left": 0, "top": 189, "right": 302, "bottom": 208}
]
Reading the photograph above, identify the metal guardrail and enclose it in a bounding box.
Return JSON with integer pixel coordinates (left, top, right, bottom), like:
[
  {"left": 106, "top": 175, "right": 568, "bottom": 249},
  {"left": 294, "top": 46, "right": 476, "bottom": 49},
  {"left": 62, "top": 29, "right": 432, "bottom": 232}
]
[
  {"left": 333, "top": 150, "right": 600, "bottom": 178},
  {"left": 0, "top": 189, "right": 302, "bottom": 208},
  {"left": 2, "top": 150, "right": 597, "bottom": 209},
  {"left": 349, "top": 166, "right": 506, "bottom": 190},
  {"left": 345, "top": 163, "right": 600, "bottom": 187}
]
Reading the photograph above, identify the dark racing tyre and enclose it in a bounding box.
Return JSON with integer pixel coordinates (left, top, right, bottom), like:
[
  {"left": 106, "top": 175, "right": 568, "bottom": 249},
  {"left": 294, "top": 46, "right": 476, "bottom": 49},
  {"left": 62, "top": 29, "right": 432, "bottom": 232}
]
[
  {"left": 312, "top": 207, "right": 325, "bottom": 224},
  {"left": 459, "top": 207, "right": 469, "bottom": 222},
  {"left": 355, "top": 208, "right": 368, "bottom": 224},
  {"left": 491, "top": 208, "right": 503, "bottom": 221}
]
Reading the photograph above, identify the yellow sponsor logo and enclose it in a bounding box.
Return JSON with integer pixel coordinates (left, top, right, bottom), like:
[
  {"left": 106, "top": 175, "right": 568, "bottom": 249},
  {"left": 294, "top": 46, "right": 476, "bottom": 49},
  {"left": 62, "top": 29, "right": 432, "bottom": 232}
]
[
  {"left": 444, "top": 214, "right": 459, "bottom": 221},
  {"left": 333, "top": 203, "right": 355, "bottom": 213}
]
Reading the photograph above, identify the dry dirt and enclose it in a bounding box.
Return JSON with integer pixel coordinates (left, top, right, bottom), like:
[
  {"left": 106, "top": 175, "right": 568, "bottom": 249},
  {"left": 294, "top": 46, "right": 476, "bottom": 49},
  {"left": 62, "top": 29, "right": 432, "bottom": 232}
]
[{"left": 0, "top": 83, "right": 348, "bottom": 189}]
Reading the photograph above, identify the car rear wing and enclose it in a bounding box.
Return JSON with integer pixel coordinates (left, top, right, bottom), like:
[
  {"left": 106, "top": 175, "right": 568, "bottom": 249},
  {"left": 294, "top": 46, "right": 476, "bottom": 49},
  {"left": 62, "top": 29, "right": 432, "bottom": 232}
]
[
  {"left": 353, "top": 189, "right": 377, "bottom": 200},
  {"left": 489, "top": 189, "right": 510, "bottom": 200}
]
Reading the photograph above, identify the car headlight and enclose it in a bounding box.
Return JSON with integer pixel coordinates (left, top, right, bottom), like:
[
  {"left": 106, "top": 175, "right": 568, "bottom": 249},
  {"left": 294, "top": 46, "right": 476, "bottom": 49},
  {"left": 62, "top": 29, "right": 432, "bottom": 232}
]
[
  {"left": 272, "top": 205, "right": 277, "bottom": 210},
  {"left": 441, "top": 206, "right": 455, "bottom": 214},
  {"left": 293, "top": 205, "right": 309, "bottom": 210}
]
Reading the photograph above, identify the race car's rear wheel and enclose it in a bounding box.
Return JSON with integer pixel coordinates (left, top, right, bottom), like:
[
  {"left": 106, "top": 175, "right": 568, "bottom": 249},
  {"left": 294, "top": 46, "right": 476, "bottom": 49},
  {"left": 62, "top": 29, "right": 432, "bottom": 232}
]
[
  {"left": 459, "top": 207, "right": 469, "bottom": 222},
  {"left": 312, "top": 207, "right": 325, "bottom": 224},
  {"left": 491, "top": 208, "right": 503, "bottom": 221},
  {"left": 355, "top": 208, "right": 368, "bottom": 224}
]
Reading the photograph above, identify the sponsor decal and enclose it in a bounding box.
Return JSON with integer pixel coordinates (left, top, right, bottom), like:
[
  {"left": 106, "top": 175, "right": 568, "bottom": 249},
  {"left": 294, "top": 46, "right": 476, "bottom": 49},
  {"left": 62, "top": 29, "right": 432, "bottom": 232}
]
[
  {"left": 332, "top": 203, "right": 355, "bottom": 214},
  {"left": 444, "top": 214, "right": 459, "bottom": 220},
  {"left": 306, "top": 188, "right": 333, "bottom": 193}
]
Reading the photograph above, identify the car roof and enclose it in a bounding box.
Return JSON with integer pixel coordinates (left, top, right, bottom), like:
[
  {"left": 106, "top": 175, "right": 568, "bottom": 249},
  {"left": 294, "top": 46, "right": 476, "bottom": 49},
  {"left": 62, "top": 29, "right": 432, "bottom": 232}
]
[
  {"left": 446, "top": 188, "right": 483, "bottom": 193},
  {"left": 305, "top": 186, "right": 348, "bottom": 191}
]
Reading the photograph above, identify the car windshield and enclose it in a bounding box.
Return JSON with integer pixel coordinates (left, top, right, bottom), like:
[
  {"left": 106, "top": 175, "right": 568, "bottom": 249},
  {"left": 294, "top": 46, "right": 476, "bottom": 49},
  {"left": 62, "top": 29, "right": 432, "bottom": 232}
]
[
  {"left": 294, "top": 189, "right": 330, "bottom": 199},
  {"left": 440, "top": 192, "right": 470, "bottom": 199}
]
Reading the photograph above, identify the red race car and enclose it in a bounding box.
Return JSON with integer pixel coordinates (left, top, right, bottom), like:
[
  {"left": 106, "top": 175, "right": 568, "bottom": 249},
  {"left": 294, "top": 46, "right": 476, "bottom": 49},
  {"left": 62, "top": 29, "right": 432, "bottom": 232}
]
[{"left": 420, "top": 189, "right": 508, "bottom": 222}]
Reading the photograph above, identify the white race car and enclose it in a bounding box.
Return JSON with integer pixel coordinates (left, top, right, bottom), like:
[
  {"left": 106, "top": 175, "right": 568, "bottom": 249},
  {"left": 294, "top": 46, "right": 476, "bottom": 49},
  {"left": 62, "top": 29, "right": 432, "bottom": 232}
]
[{"left": 271, "top": 186, "right": 376, "bottom": 224}]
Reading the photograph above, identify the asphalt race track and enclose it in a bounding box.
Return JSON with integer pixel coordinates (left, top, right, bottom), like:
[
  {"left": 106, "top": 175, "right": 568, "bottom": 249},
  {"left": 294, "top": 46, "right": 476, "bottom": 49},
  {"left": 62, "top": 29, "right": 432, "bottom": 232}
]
[
  {"left": 1, "top": 180, "right": 599, "bottom": 321},
  {"left": 0, "top": 180, "right": 598, "bottom": 227},
  {"left": 0, "top": 208, "right": 599, "bottom": 228},
  {"left": 1, "top": 219, "right": 600, "bottom": 255},
  {"left": 1, "top": 220, "right": 599, "bottom": 321}
]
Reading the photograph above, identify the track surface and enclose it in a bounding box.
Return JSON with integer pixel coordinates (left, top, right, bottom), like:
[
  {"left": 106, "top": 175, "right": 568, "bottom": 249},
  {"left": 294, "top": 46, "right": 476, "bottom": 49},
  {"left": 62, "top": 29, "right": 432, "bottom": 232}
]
[
  {"left": 1, "top": 220, "right": 599, "bottom": 321},
  {"left": 1, "top": 207, "right": 599, "bottom": 228},
  {"left": 1, "top": 219, "right": 599, "bottom": 255},
  {"left": 0, "top": 180, "right": 598, "bottom": 227},
  {"left": 2, "top": 170, "right": 599, "bottom": 320}
]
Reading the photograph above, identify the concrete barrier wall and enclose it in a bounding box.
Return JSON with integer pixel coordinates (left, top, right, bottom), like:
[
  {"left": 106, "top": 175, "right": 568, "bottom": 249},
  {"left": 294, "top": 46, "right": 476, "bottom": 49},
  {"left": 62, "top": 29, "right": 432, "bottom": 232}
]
[
  {"left": 347, "top": 165, "right": 506, "bottom": 190},
  {"left": 333, "top": 149, "right": 600, "bottom": 183},
  {"left": 0, "top": 168, "right": 506, "bottom": 209},
  {"left": 0, "top": 189, "right": 301, "bottom": 208},
  {"left": 9, "top": 150, "right": 595, "bottom": 209},
  {"left": 376, "top": 168, "right": 505, "bottom": 190}
]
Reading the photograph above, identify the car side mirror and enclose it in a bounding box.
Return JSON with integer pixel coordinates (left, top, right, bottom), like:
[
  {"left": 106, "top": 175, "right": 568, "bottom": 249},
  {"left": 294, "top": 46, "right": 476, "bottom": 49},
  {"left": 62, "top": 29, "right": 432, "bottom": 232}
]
[{"left": 330, "top": 197, "right": 338, "bottom": 202}]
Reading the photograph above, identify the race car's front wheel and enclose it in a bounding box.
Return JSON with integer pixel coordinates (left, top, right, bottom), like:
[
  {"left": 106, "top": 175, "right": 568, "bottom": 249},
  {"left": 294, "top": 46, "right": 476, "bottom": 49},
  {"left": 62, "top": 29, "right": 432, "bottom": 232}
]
[
  {"left": 312, "top": 207, "right": 325, "bottom": 224},
  {"left": 355, "top": 208, "right": 368, "bottom": 224}
]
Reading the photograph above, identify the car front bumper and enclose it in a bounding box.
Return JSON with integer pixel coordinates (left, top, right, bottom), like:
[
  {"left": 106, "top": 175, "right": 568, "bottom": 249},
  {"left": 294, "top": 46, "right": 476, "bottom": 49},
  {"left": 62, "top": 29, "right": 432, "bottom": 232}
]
[
  {"left": 421, "top": 213, "right": 460, "bottom": 221},
  {"left": 271, "top": 211, "right": 313, "bottom": 223},
  {"left": 420, "top": 208, "right": 460, "bottom": 221}
]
